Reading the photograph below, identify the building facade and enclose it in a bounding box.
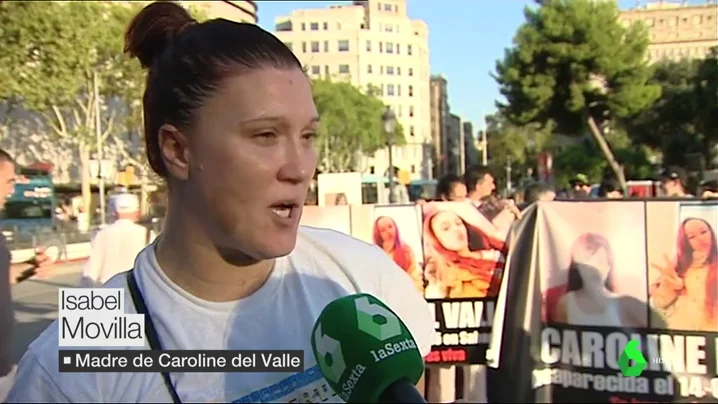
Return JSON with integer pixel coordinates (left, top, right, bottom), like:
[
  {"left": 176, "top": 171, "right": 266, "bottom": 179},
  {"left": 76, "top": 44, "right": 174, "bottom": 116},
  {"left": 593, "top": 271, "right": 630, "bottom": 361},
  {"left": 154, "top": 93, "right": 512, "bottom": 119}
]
[
  {"left": 273, "top": 0, "right": 432, "bottom": 180},
  {"left": 446, "top": 114, "right": 463, "bottom": 176},
  {"left": 429, "top": 75, "right": 450, "bottom": 179},
  {"left": 619, "top": 1, "right": 717, "bottom": 63},
  {"left": 462, "top": 121, "right": 478, "bottom": 171},
  {"left": 178, "top": 1, "right": 257, "bottom": 23}
]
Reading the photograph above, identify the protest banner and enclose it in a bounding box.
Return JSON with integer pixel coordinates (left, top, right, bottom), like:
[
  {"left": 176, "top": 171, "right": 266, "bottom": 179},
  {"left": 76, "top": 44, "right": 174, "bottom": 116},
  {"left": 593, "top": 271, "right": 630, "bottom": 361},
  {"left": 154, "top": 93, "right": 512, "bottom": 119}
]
[{"left": 489, "top": 200, "right": 718, "bottom": 403}]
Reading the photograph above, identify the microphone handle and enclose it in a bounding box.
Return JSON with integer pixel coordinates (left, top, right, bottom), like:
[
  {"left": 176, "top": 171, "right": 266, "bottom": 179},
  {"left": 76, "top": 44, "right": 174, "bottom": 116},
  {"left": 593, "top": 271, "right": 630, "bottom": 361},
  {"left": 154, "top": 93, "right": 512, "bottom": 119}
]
[{"left": 378, "top": 378, "right": 427, "bottom": 404}]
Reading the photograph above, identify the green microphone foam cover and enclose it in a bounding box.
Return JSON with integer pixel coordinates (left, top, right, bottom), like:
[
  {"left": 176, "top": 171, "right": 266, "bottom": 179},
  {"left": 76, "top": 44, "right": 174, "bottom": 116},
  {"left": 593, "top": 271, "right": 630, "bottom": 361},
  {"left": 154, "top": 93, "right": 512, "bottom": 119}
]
[{"left": 310, "top": 293, "right": 425, "bottom": 403}]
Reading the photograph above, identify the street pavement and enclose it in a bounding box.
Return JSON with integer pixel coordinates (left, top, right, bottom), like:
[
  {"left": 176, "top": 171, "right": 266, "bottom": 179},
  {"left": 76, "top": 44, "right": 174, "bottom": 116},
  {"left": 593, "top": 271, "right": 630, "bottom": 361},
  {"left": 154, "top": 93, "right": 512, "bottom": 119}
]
[{"left": 11, "top": 261, "right": 85, "bottom": 364}]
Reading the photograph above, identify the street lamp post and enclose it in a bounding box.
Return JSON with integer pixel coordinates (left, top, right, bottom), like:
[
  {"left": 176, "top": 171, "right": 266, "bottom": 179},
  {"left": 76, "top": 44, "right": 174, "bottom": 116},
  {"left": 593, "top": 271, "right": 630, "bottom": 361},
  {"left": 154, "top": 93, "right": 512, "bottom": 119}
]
[{"left": 382, "top": 107, "right": 397, "bottom": 204}]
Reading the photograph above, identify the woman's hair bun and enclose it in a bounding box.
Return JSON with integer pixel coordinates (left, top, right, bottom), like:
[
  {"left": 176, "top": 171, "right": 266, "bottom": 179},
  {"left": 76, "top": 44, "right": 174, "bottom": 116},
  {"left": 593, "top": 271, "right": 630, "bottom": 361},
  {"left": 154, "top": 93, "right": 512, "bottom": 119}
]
[{"left": 124, "top": 1, "right": 197, "bottom": 69}]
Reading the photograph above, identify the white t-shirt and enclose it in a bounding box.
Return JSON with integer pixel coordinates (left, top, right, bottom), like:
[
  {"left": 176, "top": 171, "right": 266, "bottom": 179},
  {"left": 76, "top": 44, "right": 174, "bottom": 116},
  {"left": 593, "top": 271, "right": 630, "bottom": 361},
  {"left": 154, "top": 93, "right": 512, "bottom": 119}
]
[{"left": 7, "top": 226, "right": 434, "bottom": 403}]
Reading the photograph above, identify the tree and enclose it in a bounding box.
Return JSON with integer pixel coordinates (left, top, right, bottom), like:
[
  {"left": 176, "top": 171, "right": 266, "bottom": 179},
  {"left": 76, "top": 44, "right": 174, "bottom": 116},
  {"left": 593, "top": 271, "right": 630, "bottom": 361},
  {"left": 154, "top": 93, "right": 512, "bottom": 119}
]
[
  {"left": 312, "top": 79, "right": 404, "bottom": 172},
  {"left": 0, "top": 2, "right": 143, "bottom": 215},
  {"left": 494, "top": 0, "right": 661, "bottom": 190},
  {"left": 484, "top": 112, "right": 552, "bottom": 187}
]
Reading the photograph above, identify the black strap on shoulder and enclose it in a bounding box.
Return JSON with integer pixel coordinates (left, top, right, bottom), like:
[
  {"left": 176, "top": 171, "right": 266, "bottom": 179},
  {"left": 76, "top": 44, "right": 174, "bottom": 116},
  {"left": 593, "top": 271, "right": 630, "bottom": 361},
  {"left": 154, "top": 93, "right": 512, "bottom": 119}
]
[{"left": 126, "top": 269, "right": 182, "bottom": 404}]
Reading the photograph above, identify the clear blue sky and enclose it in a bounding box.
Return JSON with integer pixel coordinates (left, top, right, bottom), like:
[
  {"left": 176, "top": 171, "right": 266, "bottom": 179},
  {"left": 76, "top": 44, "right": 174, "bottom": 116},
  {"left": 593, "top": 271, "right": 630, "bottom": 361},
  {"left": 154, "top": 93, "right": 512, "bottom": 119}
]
[{"left": 257, "top": 0, "right": 704, "bottom": 131}]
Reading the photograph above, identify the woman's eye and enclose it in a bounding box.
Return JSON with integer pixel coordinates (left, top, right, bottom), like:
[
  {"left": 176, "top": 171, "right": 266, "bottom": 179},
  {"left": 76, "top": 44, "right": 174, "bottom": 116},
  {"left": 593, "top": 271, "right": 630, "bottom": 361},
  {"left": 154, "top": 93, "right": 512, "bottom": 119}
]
[
  {"left": 254, "top": 132, "right": 276, "bottom": 139},
  {"left": 303, "top": 132, "right": 318, "bottom": 141}
]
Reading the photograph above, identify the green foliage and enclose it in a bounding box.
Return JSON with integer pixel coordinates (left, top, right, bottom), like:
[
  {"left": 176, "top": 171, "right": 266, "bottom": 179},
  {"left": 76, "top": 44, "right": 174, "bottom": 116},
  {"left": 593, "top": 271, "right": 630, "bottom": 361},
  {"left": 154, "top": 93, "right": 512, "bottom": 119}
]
[
  {"left": 623, "top": 48, "right": 718, "bottom": 168},
  {"left": 485, "top": 112, "right": 552, "bottom": 185},
  {"left": 312, "top": 79, "right": 404, "bottom": 172},
  {"left": 494, "top": 0, "right": 661, "bottom": 135}
]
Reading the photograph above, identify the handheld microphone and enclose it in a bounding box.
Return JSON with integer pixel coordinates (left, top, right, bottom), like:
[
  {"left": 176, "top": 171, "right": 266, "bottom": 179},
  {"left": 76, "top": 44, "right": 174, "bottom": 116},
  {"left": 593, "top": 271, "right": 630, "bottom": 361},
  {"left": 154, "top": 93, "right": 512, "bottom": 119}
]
[{"left": 310, "top": 293, "right": 427, "bottom": 403}]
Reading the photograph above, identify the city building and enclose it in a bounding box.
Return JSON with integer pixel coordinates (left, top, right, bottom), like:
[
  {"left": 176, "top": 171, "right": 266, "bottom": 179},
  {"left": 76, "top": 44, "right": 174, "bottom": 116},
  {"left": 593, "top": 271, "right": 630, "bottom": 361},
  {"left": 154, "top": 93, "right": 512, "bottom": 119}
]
[
  {"left": 619, "top": 0, "right": 717, "bottom": 62},
  {"left": 178, "top": 1, "right": 257, "bottom": 23},
  {"left": 463, "top": 121, "right": 479, "bottom": 170},
  {"left": 429, "top": 75, "right": 450, "bottom": 179},
  {"left": 447, "top": 114, "right": 463, "bottom": 176},
  {"left": 273, "top": 0, "right": 432, "bottom": 181}
]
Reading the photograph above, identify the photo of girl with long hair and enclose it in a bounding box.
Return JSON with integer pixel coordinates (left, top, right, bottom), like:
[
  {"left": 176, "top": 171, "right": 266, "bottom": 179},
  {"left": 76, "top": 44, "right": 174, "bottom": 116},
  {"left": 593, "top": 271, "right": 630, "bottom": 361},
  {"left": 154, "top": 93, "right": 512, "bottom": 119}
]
[
  {"left": 546, "top": 233, "right": 647, "bottom": 327},
  {"left": 422, "top": 201, "right": 508, "bottom": 299},
  {"left": 540, "top": 201, "right": 648, "bottom": 328},
  {"left": 650, "top": 204, "right": 718, "bottom": 331},
  {"left": 372, "top": 205, "right": 424, "bottom": 292}
]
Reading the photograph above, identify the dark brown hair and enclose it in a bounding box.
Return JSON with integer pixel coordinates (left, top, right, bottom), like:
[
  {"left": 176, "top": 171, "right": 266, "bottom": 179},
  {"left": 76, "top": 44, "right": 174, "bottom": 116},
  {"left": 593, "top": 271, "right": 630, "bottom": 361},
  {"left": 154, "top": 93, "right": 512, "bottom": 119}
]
[{"left": 124, "top": 1, "right": 302, "bottom": 178}]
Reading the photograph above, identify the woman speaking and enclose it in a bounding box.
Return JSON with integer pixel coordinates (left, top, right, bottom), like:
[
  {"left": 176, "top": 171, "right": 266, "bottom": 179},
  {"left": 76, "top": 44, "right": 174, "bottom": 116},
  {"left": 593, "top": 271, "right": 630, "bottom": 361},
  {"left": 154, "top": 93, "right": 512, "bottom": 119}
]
[{"left": 7, "top": 2, "right": 434, "bottom": 402}]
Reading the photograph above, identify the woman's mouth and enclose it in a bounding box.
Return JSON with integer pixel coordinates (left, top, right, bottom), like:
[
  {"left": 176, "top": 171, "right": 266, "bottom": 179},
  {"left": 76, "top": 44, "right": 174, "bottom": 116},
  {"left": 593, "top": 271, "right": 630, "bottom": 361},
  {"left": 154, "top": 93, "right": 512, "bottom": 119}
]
[{"left": 270, "top": 201, "right": 299, "bottom": 220}]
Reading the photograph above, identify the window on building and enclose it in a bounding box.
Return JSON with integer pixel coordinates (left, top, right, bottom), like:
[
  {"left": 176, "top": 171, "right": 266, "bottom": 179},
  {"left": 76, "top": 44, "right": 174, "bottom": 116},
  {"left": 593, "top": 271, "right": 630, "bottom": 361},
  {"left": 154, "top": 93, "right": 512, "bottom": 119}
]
[
  {"left": 397, "top": 105, "right": 402, "bottom": 117},
  {"left": 324, "top": 41, "right": 329, "bottom": 52},
  {"left": 367, "top": 64, "right": 373, "bottom": 74},
  {"left": 408, "top": 68, "right": 413, "bottom": 76},
  {"left": 337, "top": 23, "right": 342, "bottom": 29},
  {"left": 384, "top": 3, "right": 392, "bottom": 11},
  {"left": 377, "top": 3, "right": 381, "bottom": 11},
  {"left": 386, "top": 25, "right": 393, "bottom": 32},
  {"left": 386, "top": 42, "right": 394, "bottom": 54},
  {"left": 370, "top": 166, "right": 375, "bottom": 174},
  {"left": 396, "top": 44, "right": 400, "bottom": 54},
  {"left": 409, "top": 105, "right": 414, "bottom": 117},
  {"left": 408, "top": 85, "right": 414, "bottom": 97},
  {"left": 386, "top": 66, "right": 394, "bottom": 75},
  {"left": 411, "top": 165, "right": 415, "bottom": 174},
  {"left": 366, "top": 40, "right": 371, "bottom": 52},
  {"left": 325, "top": 65, "right": 330, "bottom": 76},
  {"left": 311, "top": 65, "right": 321, "bottom": 75},
  {"left": 301, "top": 23, "right": 306, "bottom": 31},
  {"left": 302, "top": 42, "right": 307, "bottom": 53},
  {"left": 338, "top": 40, "right": 349, "bottom": 52},
  {"left": 323, "top": 22, "right": 328, "bottom": 30},
  {"left": 310, "top": 22, "right": 319, "bottom": 31},
  {"left": 387, "top": 84, "right": 395, "bottom": 96},
  {"left": 407, "top": 45, "right": 413, "bottom": 55},
  {"left": 379, "top": 84, "right": 384, "bottom": 95},
  {"left": 379, "top": 42, "right": 383, "bottom": 52},
  {"left": 410, "top": 126, "right": 415, "bottom": 136},
  {"left": 397, "top": 85, "right": 401, "bottom": 96},
  {"left": 397, "top": 67, "right": 401, "bottom": 75},
  {"left": 396, "top": 24, "right": 400, "bottom": 33},
  {"left": 380, "top": 66, "right": 384, "bottom": 74},
  {"left": 339, "top": 64, "right": 350, "bottom": 74},
  {"left": 311, "top": 41, "right": 320, "bottom": 53}
]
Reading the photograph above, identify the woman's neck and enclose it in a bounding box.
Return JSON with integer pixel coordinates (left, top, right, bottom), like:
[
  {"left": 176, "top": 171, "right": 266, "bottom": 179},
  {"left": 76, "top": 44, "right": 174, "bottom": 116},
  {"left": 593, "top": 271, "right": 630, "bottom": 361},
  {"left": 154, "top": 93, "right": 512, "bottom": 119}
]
[{"left": 155, "top": 212, "right": 275, "bottom": 303}]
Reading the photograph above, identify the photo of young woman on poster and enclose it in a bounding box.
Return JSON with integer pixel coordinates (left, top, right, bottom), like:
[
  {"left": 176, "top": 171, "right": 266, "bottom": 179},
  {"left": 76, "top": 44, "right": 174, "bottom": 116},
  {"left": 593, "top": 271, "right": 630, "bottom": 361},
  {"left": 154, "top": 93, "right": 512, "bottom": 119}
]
[
  {"left": 422, "top": 201, "right": 507, "bottom": 299},
  {"left": 539, "top": 201, "right": 648, "bottom": 329},
  {"left": 650, "top": 216, "right": 718, "bottom": 331},
  {"left": 547, "top": 233, "right": 647, "bottom": 328},
  {"left": 372, "top": 206, "right": 424, "bottom": 292}
]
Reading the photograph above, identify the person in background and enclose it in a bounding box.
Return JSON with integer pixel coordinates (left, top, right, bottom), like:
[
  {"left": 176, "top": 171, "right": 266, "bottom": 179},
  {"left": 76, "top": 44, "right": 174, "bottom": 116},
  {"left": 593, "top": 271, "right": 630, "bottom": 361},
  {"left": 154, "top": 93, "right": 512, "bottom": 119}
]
[
  {"left": 334, "top": 193, "right": 348, "bottom": 205},
  {"left": 386, "top": 166, "right": 410, "bottom": 204},
  {"left": 569, "top": 174, "right": 592, "bottom": 199},
  {"left": 436, "top": 174, "right": 467, "bottom": 201},
  {"left": 520, "top": 182, "right": 556, "bottom": 210},
  {"left": 597, "top": 178, "right": 624, "bottom": 199},
  {"left": 699, "top": 180, "right": 718, "bottom": 200},
  {"left": 80, "top": 193, "right": 149, "bottom": 287},
  {"left": 659, "top": 166, "right": 693, "bottom": 198},
  {"left": 465, "top": 165, "right": 496, "bottom": 207},
  {"left": 0, "top": 149, "right": 53, "bottom": 401}
]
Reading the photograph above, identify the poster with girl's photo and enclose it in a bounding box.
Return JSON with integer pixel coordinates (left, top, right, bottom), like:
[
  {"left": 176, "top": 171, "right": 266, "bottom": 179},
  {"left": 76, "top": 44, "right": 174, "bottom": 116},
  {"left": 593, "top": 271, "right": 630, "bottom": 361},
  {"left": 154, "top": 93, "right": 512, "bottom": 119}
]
[
  {"left": 421, "top": 201, "right": 508, "bottom": 300},
  {"left": 539, "top": 201, "right": 648, "bottom": 329},
  {"left": 421, "top": 201, "right": 510, "bottom": 365},
  {"left": 647, "top": 201, "right": 718, "bottom": 332},
  {"left": 372, "top": 205, "right": 424, "bottom": 293},
  {"left": 299, "top": 205, "right": 351, "bottom": 236}
]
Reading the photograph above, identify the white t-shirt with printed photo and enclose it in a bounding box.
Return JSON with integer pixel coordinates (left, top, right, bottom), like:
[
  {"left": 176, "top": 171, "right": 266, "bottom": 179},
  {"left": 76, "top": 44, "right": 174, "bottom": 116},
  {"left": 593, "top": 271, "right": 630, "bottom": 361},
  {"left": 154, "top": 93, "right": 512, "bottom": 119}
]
[{"left": 7, "top": 226, "right": 434, "bottom": 403}]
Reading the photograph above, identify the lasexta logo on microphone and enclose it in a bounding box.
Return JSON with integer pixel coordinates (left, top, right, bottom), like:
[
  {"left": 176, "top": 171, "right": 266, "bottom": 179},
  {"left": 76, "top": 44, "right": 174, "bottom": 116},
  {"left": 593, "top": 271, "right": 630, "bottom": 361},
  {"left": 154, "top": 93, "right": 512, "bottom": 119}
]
[
  {"left": 313, "top": 324, "right": 347, "bottom": 384},
  {"left": 310, "top": 293, "right": 424, "bottom": 403},
  {"left": 355, "top": 296, "right": 402, "bottom": 341}
]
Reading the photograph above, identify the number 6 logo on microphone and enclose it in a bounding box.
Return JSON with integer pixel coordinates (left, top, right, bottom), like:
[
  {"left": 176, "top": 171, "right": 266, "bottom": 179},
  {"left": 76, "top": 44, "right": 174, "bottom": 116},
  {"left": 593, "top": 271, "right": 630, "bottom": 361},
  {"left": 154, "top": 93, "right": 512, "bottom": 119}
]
[
  {"left": 313, "top": 324, "right": 347, "bottom": 384},
  {"left": 354, "top": 296, "right": 402, "bottom": 341}
]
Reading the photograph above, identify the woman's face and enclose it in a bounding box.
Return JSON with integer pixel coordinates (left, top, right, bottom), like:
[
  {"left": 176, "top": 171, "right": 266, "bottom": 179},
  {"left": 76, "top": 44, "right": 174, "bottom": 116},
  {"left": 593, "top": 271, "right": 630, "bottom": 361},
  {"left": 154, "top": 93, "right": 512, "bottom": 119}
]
[
  {"left": 574, "top": 245, "right": 611, "bottom": 286},
  {"left": 169, "top": 67, "right": 318, "bottom": 259},
  {"left": 684, "top": 219, "right": 713, "bottom": 255},
  {"left": 377, "top": 217, "right": 397, "bottom": 244},
  {"left": 430, "top": 211, "right": 468, "bottom": 252}
]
